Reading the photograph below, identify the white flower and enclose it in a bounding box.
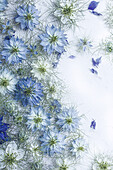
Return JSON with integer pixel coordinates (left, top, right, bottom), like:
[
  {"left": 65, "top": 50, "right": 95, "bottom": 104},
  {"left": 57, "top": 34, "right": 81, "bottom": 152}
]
[
  {"left": 0, "top": 69, "right": 17, "bottom": 95},
  {"left": 31, "top": 60, "right": 52, "bottom": 80},
  {"left": 0, "top": 141, "right": 25, "bottom": 170},
  {"left": 56, "top": 157, "right": 75, "bottom": 170}
]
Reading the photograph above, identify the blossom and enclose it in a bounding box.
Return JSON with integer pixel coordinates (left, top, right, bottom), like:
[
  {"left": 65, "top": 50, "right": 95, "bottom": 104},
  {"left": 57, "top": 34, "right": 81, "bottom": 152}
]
[
  {"left": 49, "top": 99, "right": 61, "bottom": 114},
  {"left": 92, "top": 57, "right": 102, "bottom": 67},
  {"left": 77, "top": 38, "right": 92, "bottom": 52},
  {"left": 39, "top": 25, "right": 68, "bottom": 55},
  {"left": 31, "top": 60, "right": 52, "bottom": 80},
  {"left": 0, "top": 141, "right": 25, "bottom": 169},
  {"left": 39, "top": 130, "right": 65, "bottom": 156},
  {"left": 0, "top": 0, "right": 7, "bottom": 12},
  {"left": 15, "top": 5, "right": 40, "bottom": 30},
  {"left": 0, "top": 69, "right": 17, "bottom": 95},
  {"left": 26, "top": 107, "right": 49, "bottom": 132},
  {"left": 56, "top": 157, "right": 75, "bottom": 170},
  {"left": 56, "top": 107, "right": 80, "bottom": 132},
  {"left": 0, "top": 116, "right": 10, "bottom": 144},
  {"left": 14, "top": 77, "right": 43, "bottom": 106},
  {"left": 1, "top": 36, "right": 28, "bottom": 64},
  {"left": 2, "top": 21, "right": 15, "bottom": 35}
]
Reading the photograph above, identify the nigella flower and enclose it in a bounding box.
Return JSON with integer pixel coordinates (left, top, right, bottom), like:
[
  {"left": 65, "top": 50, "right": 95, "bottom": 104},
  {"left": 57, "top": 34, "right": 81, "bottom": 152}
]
[
  {"left": 0, "top": 0, "right": 7, "bottom": 12},
  {"left": 56, "top": 157, "right": 74, "bottom": 170},
  {"left": 31, "top": 60, "right": 52, "bottom": 80},
  {"left": 56, "top": 107, "right": 80, "bottom": 132},
  {"left": 28, "top": 45, "right": 38, "bottom": 57},
  {"left": 90, "top": 119, "right": 96, "bottom": 129},
  {"left": 15, "top": 5, "right": 40, "bottom": 30},
  {"left": 2, "top": 21, "right": 15, "bottom": 35},
  {"left": 0, "top": 141, "right": 25, "bottom": 169},
  {"left": 77, "top": 38, "right": 92, "bottom": 52},
  {"left": 92, "top": 154, "right": 113, "bottom": 170},
  {"left": 26, "top": 107, "right": 49, "bottom": 132},
  {"left": 0, "top": 69, "right": 18, "bottom": 95},
  {"left": 0, "top": 116, "right": 10, "bottom": 144},
  {"left": 14, "top": 77, "right": 43, "bottom": 106},
  {"left": 39, "top": 130, "right": 65, "bottom": 156},
  {"left": 39, "top": 25, "right": 68, "bottom": 55},
  {"left": 49, "top": 99, "right": 61, "bottom": 114},
  {"left": 1, "top": 36, "right": 28, "bottom": 64}
]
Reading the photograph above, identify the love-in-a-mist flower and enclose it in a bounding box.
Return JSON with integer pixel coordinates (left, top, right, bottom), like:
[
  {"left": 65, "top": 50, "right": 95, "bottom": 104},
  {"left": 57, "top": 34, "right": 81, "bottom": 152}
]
[
  {"left": 49, "top": 99, "right": 61, "bottom": 114},
  {"left": 0, "top": 0, "right": 7, "bottom": 12},
  {"left": 56, "top": 157, "right": 75, "bottom": 170},
  {"left": 14, "top": 77, "right": 43, "bottom": 106},
  {"left": 1, "top": 36, "right": 28, "bottom": 64},
  {"left": 39, "top": 25, "right": 68, "bottom": 55},
  {"left": 15, "top": 5, "right": 40, "bottom": 30},
  {"left": 77, "top": 38, "right": 92, "bottom": 52},
  {"left": 39, "top": 130, "right": 65, "bottom": 156},
  {"left": 53, "top": 0, "right": 85, "bottom": 27},
  {"left": 92, "top": 154, "right": 113, "bottom": 170},
  {"left": 27, "top": 107, "right": 49, "bottom": 132},
  {"left": 31, "top": 60, "right": 52, "bottom": 80},
  {"left": 0, "top": 69, "right": 17, "bottom": 95},
  {"left": 56, "top": 107, "right": 80, "bottom": 132},
  {"left": 0, "top": 116, "right": 10, "bottom": 144},
  {"left": 0, "top": 141, "right": 25, "bottom": 169},
  {"left": 2, "top": 21, "right": 15, "bottom": 35}
]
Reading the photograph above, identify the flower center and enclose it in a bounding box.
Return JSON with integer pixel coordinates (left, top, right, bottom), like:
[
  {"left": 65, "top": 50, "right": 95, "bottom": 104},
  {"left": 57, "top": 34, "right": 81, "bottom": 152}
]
[
  {"left": 77, "top": 146, "right": 85, "bottom": 152},
  {"left": 38, "top": 66, "right": 46, "bottom": 74},
  {"left": 65, "top": 117, "right": 72, "bottom": 124},
  {"left": 59, "top": 164, "right": 68, "bottom": 170},
  {"left": 49, "top": 138, "right": 56, "bottom": 146},
  {"left": 62, "top": 5, "right": 72, "bottom": 15},
  {"left": 106, "top": 43, "right": 113, "bottom": 52},
  {"left": 24, "top": 87, "right": 33, "bottom": 96},
  {"left": 11, "top": 46, "right": 19, "bottom": 54},
  {"left": 50, "top": 35, "right": 58, "bottom": 43},
  {"left": 33, "top": 117, "right": 42, "bottom": 124},
  {"left": 98, "top": 161, "right": 109, "bottom": 169},
  {"left": 5, "top": 153, "right": 16, "bottom": 165},
  {"left": 49, "top": 85, "right": 56, "bottom": 94},
  {"left": 0, "top": 79, "right": 9, "bottom": 87},
  {"left": 26, "top": 13, "right": 32, "bottom": 20}
]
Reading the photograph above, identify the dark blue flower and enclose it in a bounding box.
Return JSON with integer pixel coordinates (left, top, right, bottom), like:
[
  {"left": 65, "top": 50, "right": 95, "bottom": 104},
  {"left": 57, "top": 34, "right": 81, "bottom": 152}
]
[
  {"left": 90, "top": 119, "right": 96, "bottom": 129},
  {"left": 0, "top": 0, "right": 7, "bottom": 12},
  {"left": 14, "top": 77, "right": 43, "bottom": 106},
  {"left": 90, "top": 68, "right": 98, "bottom": 74},
  {"left": 0, "top": 116, "right": 10, "bottom": 144},
  {"left": 92, "top": 57, "right": 101, "bottom": 67},
  {"left": 15, "top": 5, "right": 40, "bottom": 30},
  {"left": 88, "top": 1, "right": 99, "bottom": 10},
  {"left": 1, "top": 36, "right": 28, "bottom": 64},
  {"left": 91, "top": 11, "right": 102, "bottom": 16},
  {"left": 39, "top": 25, "right": 68, "bottom": 55}
]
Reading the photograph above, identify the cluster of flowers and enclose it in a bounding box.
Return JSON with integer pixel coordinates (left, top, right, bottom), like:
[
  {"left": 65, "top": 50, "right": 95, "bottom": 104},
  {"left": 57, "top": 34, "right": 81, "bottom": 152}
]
[{"left": 0, "top": 0, "right": 88, "bottom": 169}]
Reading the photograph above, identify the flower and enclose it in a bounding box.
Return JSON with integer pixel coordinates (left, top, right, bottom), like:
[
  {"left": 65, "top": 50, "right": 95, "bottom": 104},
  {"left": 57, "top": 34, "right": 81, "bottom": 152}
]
[
  {"left": 49, "top": 99, "right": 61, "bottom": 114},
  {"left": 92, "top": 57, "right": 102, "bottom": 67},
  {"left": 1, "top": 36, "right": 28, "bottom": 64},
  {"left": 90, "top": 119, "right": 96, "bottom": 129},
  {"left": 0, "top": 0, "right": 7, "bottom": 12},
  {"left": 0, "top": 141, "right": 25, "bottom": 169},
  {"left": 88, "top": 1, "right": 99, "bottom": 11},
  {"left": 39, "top": 130, "right": 65, "bottom": 156},
  {"left": 56, "top": 157, "right": 75, "bottom": 170},
  {"left": 28, "top": 45, "right": 38, "bottom": 57},
  {"left": 77, "top": 38, "right": 92, "bottom": 52},
  {"left": 53, "top": 0, "right": 84, "bottom": 27},
  {"left": 0, "top": 69, "right": 17, "bottom": 95},
  {"left": 26, "top": 107, "right": 49, "bottom": 132},
  {"left": 39, "top": 25, "right": 68, "bottom": 55},
  {"left": 31, "top": 60, "right": 52, "bottom": 80},
  {"left": 56, "top": 107, "right": 80, "bottom": 132},
  {"left": 0, "top": 116, "right": 10, "bottom": 144},
  {"left": 2, "top": 21, "right": 15, "bottom": 35},
  {"left": 92, "top": 154, "right": 113, "bottom": 170},
  {"left": 14, "top": 77, "right": 43, "bottom": 106},
  {"left": 15, "top": 5, "right": 40, "bottom": 30}
]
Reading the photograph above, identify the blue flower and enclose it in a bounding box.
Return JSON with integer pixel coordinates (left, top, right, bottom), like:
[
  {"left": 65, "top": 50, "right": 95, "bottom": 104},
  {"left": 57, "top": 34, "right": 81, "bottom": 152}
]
[
  {"left": 50, "top": 99, "right": 61, "bottom": 114},
  {"left": 28, "top": 45, "right": 38, "bottom": 57},
  {"left": 90, "top": 68, "right": 98, "bottom": 74},
  {"left": 39, "top": 130, "right": 65, "bottom": 156},
  {"left": 27, "top": 107, "right": 49, "bottom": 132},
  {"left": 92, "top": 57, "right": 101, "bottom": 67},
  {"left": 2, "top": 21, "right": 15, "bottom": 35},
  {"left": 1, "top": 36, "right": 28, "bottom": 64},
  {"left": 0, "top": 0, "right": 7, "bottom": 12},
  {"left": 39, "top": 25, "right": 68, "bottom": 55},
  {"left": 0, "top": 116, "right": 10, "bottom": 144},
  {"left": 90, "top": 119, "right": 96, "bottom": 129},
  {"left": 77, "top": 38, "right": 92, "bottom": 51},
  {"left": 88, "top": 1, "right": 99, "bottom": 11},
  {"left": 56, "top": 107, "right": 80, "bottom": 132},
  {"left": 14, "top": 77, "right": 43, "bottom": 106},
  {"left": 15, "top": 5, "right": 40, "bottom": 30}
]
